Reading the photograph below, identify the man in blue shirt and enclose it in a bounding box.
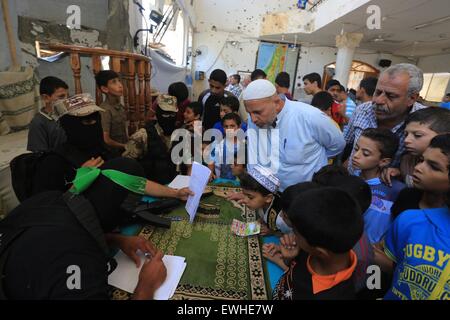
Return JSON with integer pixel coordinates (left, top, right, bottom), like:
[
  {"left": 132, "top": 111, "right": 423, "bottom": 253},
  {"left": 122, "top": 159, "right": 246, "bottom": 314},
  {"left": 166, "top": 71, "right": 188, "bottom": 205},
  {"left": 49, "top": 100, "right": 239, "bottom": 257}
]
[{"left": 241, "top": 79, "right": 345, "bottom": 191}]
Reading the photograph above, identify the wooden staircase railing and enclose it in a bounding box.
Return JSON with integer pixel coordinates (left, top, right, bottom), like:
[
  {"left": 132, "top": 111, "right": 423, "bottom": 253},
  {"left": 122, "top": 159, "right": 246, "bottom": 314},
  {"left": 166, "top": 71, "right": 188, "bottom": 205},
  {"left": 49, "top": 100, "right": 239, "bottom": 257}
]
[{"left": 44, "top": 43, "right": 152, "bottom": 135}]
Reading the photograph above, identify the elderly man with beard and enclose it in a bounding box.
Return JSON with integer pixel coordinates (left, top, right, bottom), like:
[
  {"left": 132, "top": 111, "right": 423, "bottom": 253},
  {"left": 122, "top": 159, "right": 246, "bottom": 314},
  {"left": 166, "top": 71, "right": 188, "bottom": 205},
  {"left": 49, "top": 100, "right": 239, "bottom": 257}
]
[
  {"left": 232, "top": 79, "right": 345, "bottom": 194},
  {"left": 344, "top": 64, "right": 427, "bottom": 174}
]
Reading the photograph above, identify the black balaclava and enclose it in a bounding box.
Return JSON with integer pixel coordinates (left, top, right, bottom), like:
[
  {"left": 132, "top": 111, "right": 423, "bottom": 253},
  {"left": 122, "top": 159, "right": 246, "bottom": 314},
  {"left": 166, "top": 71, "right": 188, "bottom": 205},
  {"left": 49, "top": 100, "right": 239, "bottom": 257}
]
[
  {"left": 156, "top": 107, "right": 177, "bottom": 136},
  {"left": 83, "top": 157, "right": 146, "bottom": 232},
  {"left": 59, "top": 112, "right": 104, "bottom": 156}
]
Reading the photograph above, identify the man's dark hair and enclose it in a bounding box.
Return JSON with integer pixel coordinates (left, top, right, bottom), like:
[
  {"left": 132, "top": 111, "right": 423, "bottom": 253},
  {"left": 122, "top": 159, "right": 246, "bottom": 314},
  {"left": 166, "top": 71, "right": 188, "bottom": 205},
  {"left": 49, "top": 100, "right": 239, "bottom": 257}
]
[
  {"left": 446, "top": 93, "right": 450, "bottom": 97},
  {"left": 326, "top": 79, "right": 341, "bottom": 91},
  {"left": 209, "top": 69, "right": 227, "bottom": 85},
  {"left": 405, "top": 107, "right": 450, "bottom": 134},
  {"left": 312, "top": 168, "right": 371, "bottom": 213},
  {"left": 275, "top": 72, "right": 290, "bottom": 89},
  {"left": 280, "top": 182, "right": 320, "bottom": 213},
  {"left": 430, "top": 133, "right": 450, "bottom": 168},
  {"left": 312, "top": 165, "right": 348, "bottom": 184},
  {"left": 186, "top": 102, "right": 203, "bottom": 117},
  {"left": 429, "top": 134, "right": 450, "bottom": 208},
  {"left": 220, "top": 96, "right": 240, "bottom": 112},
  {"left": 240, "top": 172, "right": 271, "bottom": 196},
  {"left": 311, "top": 91, "right": 334, "bottom": 112},
  {"left": 221, "top": 112, "right": 241, "bottom": 127},
  {"left": 288, "top": 187, "right": 363, "bottom": 253},
  {"left": 349, "top": 88, "right": 357, "bottom": 96},
  {"left": 168, "top": 82, "right": 189, "bottom": 104},
  {"left": 361, "top": 128, "right": 399, "bottom": 159},
  {"left": 251, "top": 69, "right": 267, "bottom": 81},
  {"left": 340, "top": 85, "right": 346, "bottom": 93},
  {"left": 95, "top": 70, "right": 120, "bottom": 88},
  {"left": 302, "top": 73, "right": 322, "bottom": 88},
  {"left": 231, "top": 74, "right": 241, "bottom": 83},
  {"left": 39, "top": 76, "right": 68, "bottom": 96},
  {"left": 359, "top": 77, "right": 378, "bottom": 97}
]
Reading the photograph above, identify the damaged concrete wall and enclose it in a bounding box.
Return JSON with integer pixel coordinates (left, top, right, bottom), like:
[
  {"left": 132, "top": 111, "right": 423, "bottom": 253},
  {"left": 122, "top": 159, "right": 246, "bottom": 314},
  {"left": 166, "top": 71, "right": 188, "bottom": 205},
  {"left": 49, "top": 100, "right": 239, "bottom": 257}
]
[
  {"left": 1, "top": 0, "right": 142, "bottom": 97},
  {"left": 191, "top": 0, "right": 295, "bottom": 98},
  {"left": 0, "top": 0, "right": 21, "bottom": 70}
]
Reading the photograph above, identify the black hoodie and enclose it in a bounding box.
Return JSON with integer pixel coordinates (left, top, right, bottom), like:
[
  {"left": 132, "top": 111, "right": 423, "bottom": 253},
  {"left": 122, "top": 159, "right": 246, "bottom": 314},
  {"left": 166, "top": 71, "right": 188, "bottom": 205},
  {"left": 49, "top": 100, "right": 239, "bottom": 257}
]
[{"left": 2, "top": 158, "right": 145, "bottom": 299}]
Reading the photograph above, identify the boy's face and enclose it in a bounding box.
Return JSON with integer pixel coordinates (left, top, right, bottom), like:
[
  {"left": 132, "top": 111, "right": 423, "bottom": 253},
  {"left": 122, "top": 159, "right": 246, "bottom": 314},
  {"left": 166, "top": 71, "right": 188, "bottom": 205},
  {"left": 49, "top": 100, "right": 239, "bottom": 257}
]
[
  {"left": 101, "top": 77, "right": 123, "bottom": 97},
  {"left": 339, "top": 91, "right": 347, "bottom": 103},
  {"left": 43, "top": 87, "right": 68, "bottom": 107},
  {"left": 209, "top": 79, "right": 225, "bottom": 97},
  {"left": 328, "top": 85, "right": 341, "bottom": 101},
  {"left": 404, "top": 122, "right": 438, "bottom": 156},
  {"left": 352, "top": 136, "right": 391, "bottom": 171},
  {"left": 413, "top": 147, "right": 449, "bottom": 192},
  {"left": 303, "top": 79, "right": 316, "bottom": 95},
  {"left": 241, "top": 189, "right": 272, "bottom": 210},
  {"left": 183, "top": 107, "right": 198, "bottom": 123},
  {"left": 220, "top": 105, "right": 233, "bottom": 119},
  {"left": 231, "top": 163, "right": 245, "bottom": 177},
  {"left": 223, "top": 119, "right": 239, "bottom": 134}
]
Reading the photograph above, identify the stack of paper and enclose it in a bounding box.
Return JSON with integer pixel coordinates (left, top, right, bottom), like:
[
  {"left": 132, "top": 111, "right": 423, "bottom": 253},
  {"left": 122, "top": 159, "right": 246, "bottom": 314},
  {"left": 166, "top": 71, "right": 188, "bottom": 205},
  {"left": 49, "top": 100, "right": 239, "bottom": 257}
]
[
  {"left": 185, "top": 162, "right": 211, "bottom": 223},
  {"left": 108, "top": 250, "right": 187, "bottom": 300},
  {"left": 168, "top": 175, "right": 191, "bottom": 189}
]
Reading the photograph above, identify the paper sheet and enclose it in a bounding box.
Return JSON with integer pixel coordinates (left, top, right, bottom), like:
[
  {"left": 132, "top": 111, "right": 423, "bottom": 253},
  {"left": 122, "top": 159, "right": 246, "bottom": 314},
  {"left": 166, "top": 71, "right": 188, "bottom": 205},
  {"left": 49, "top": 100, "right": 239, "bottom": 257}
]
[
  {"left": 168, "top": 175, "right": 191, "bottom": 189},
  {"left": 185, "top": 162, "right": 211, "bottom": 223},
  {"left": 108, "top": 250, "right": 186, "bottom": 300}
]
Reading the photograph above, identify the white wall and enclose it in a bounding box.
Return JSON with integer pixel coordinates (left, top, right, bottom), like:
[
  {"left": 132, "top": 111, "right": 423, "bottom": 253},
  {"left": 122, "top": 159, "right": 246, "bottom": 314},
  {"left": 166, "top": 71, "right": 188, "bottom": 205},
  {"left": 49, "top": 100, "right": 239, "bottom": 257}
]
[
  {"left": 418, "top": 53, "right": 450, "bottom": 95},
  {"left": 190, "top": 0, "right": 415, "bottom": 99},
  {"left": 294, "top": 46, "right": 412, "bottom": 100},
  {"left": 191, "top": 0, "right": 295, "bottom": 98}
]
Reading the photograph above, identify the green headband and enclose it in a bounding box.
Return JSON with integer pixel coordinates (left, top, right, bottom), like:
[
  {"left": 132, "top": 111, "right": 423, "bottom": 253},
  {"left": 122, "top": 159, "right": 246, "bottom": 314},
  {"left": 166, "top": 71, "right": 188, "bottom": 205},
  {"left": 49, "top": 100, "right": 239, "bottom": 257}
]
[{"left": 69, "top": 167, "right": 147, "bottom": 195}]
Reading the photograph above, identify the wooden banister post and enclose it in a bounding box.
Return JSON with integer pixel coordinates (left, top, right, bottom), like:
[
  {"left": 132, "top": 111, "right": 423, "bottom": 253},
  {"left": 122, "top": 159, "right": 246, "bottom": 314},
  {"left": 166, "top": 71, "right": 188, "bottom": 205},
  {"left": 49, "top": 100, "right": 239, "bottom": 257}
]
[
  {"left": 127, "top": 59, "right": 136, "bottom": 135},
  {"left": 110, "top": 57, "right": 121, "bottom": 73},
  {"left": 70, "top": 53, "right": 82, "bottom": 94},
  {"left": 144, "top": 61, "right": 152, "bottom": 121},
  {"left": 121, "top": 59, "right": 129, "bottom": 117},
  {"left": 92, "top": 55, "right": 102, "bottom": 105},
  {"left": 137, "top": 60, "right": 146, "bottom": 128}
]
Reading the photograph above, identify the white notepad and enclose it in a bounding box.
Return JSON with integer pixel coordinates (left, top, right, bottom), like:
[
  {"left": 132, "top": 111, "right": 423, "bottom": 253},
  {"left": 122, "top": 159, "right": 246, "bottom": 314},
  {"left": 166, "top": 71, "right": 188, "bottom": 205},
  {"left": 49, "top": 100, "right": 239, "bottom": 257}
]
[{"left": 108, "top": 250, "right": 187, "bottom": 300}]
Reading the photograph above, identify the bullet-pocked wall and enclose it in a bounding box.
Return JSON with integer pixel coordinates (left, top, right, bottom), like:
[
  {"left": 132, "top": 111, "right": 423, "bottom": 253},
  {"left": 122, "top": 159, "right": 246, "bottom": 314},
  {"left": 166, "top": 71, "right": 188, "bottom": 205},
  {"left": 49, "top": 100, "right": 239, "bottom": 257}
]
[
  {"left": 191, "top": 0, "right": 297, "bottom": 99},
  {"left": 0, "top": 0, "right": 143, "bottom": 97},
  {"left": 190, "top": 0, "right": 412, "bottom": 100}
]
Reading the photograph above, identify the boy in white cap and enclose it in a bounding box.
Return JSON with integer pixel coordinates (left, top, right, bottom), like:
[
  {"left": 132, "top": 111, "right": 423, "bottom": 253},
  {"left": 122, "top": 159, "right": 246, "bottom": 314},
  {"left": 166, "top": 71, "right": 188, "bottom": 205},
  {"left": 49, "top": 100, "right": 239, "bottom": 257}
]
[{"left": 239, "top": 164, "right": 292, "bottom": 235}]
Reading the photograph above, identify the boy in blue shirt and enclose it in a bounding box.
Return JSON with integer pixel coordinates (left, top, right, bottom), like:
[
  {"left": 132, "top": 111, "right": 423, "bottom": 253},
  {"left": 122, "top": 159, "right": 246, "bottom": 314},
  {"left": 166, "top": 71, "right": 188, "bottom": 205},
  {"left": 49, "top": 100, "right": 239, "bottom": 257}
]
[
  {"left": 351, "top": 128, "right": 405, "bottom": 243},
  {"left": 382, "top": 134, "right": 450, "bottom": 300},
  {"left": 208, "top": 113, "right": 246, "bottom": 181},
  {"left": 212, "top": 96, "right": 247, "bottom": 135}
]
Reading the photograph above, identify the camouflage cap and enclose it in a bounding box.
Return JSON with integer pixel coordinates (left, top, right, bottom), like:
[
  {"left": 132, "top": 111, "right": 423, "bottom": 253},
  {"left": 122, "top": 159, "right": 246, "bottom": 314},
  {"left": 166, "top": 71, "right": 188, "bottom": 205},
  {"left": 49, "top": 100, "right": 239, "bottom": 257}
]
[
  {"left": 157, "top": 94, "right": 178, "bottom": 112},
  {"left": 52, "top": 93, "right": 104, "bottom": 120}
]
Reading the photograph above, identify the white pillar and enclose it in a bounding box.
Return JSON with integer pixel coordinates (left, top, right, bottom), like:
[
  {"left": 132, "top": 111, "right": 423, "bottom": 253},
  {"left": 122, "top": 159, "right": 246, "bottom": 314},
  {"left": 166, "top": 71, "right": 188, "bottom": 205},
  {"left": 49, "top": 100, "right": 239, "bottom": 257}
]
[{"left": 334, "top": 33, "right": 363, "bottom": 88}]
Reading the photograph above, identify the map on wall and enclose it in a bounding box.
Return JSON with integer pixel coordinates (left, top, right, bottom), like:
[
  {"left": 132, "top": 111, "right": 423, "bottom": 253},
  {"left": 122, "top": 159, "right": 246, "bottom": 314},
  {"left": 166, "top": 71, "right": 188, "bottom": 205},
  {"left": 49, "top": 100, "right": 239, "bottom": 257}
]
[{"left": 255, "top": 42, "right": 300, "bottom": 93}]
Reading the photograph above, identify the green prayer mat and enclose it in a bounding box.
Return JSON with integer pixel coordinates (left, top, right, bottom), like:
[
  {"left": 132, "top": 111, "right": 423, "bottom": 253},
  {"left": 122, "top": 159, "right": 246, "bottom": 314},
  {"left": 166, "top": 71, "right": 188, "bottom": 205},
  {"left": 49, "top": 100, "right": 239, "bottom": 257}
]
[{"left": 110, "top": 186, "right": 270, "bottom": 300}]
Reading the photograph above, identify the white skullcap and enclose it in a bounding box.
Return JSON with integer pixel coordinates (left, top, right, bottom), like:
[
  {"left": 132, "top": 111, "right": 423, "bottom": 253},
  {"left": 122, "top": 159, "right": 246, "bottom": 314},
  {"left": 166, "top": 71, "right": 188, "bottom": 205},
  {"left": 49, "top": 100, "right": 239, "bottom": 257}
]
[
  {"left": 242, "top": 79, "right": 276, "bottom": 101},
  {"left": 248, "top": 164, "right": 280, "bottom": 193}
]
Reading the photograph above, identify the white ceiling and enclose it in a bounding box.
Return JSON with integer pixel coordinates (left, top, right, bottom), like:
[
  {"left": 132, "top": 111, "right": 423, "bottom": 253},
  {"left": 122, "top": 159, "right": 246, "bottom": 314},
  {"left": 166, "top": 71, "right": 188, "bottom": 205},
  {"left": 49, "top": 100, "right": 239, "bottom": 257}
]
[{"left": 261, "top": 0, "right": 450, "bottom": 58}]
